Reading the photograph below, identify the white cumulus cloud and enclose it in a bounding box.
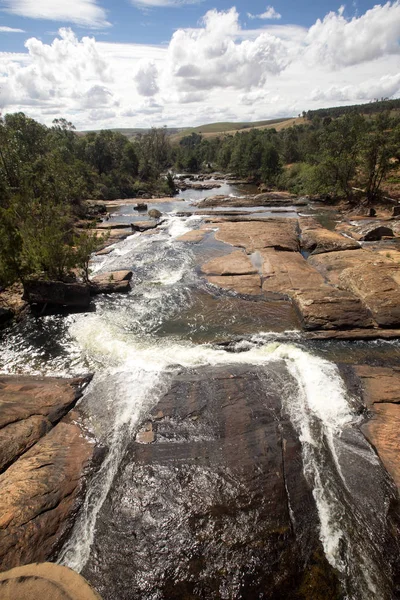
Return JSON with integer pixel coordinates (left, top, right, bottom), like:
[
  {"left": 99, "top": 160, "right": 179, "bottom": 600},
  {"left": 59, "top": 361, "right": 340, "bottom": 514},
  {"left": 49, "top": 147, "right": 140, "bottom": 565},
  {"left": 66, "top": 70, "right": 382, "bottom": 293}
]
[
  {"left": 1, "top": 0, "right": 110, "bottom": 28},
  {"left": 247, "top": 6, "right": 282, "bottom": 20},
  {"left": 134, "top": 61, "right": 159, "bottom": 96},
  {"left": 165, "top": 8, "right": 290, "bottom": 92},
  {"left": 305, "top": 1, "right": 400, "bottom": 68}
]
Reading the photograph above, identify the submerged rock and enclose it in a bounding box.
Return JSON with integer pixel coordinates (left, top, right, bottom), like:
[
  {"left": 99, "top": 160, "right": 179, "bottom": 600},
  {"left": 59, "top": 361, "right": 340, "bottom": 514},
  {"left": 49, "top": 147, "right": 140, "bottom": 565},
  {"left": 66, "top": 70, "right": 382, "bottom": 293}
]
[{"left": 148, "top": 209, "right": 162, "bottom": 219}]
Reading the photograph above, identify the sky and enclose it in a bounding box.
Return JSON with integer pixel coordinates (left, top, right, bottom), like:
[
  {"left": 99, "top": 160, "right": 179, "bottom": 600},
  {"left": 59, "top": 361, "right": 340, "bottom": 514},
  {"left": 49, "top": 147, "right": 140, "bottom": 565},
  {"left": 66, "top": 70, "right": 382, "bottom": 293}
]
[{"left": 0, "top": 0, "right": 399, "bottom": 129}]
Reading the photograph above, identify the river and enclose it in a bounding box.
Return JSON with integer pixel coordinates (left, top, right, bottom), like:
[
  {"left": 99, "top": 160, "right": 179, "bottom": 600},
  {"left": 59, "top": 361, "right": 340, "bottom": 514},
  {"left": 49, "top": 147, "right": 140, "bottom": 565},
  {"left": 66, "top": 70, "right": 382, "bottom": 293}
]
[{"left": 1, "top": 183, "right": 400, "bottom": 599}]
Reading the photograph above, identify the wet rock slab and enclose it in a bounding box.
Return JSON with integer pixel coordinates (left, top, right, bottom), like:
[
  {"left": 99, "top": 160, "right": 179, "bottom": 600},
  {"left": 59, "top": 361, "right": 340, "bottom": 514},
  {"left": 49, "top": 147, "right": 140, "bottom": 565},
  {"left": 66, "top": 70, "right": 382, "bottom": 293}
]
[
  {"left": 83, "top": 364, "right": 340, "bottom": 600},
  {"left": 0, "top": 375, "right": 96, "bottom": 571}
]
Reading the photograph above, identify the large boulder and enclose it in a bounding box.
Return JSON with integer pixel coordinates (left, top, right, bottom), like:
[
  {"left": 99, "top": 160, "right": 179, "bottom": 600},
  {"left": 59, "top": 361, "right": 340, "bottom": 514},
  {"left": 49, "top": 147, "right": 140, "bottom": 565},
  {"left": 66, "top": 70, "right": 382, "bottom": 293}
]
[
  {"left": 148, "top": 209, "right": 162, "bottom": 219},
  {"left": 0, "top": 375, "right": 96, "bottom": 571},
  {"left": 23, "top": 280, "right": 91, "bottom": 308},
  {"left": 362, "top": 226, "right": 395, "bottom": 241}
]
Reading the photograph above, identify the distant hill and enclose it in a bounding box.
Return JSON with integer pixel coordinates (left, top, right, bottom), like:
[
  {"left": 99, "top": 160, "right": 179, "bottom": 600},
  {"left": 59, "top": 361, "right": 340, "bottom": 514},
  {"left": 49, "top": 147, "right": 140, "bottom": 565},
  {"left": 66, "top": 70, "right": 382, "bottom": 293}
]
[
  {"left": 79, "top": 117, "right": 300, "bottom": 143},
  {"left": 79, "top": 97, "right": 400, "bottom": 144}
]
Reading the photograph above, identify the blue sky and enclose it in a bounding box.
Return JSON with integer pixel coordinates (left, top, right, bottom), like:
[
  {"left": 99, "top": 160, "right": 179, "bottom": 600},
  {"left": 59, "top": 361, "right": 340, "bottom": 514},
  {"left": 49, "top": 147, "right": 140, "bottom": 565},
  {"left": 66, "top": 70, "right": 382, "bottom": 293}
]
[
  {"left": 0, "top": 1, "right": 399, "bottom": 128},
  {"left": 0, "top": 1, "right": 383, "bottom": 50}
]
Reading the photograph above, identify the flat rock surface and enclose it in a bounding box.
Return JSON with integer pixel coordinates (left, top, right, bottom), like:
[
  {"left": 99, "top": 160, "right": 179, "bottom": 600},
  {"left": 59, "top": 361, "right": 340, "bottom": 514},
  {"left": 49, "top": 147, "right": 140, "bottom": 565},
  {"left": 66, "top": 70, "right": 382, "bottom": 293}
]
[
  {"left": 339, "top": 263, "right": 400, "bottom": 327},
  {"left": 214, "top": 219, "right": 299, "bottom": 252},
  {"left": 260, "top": 249, "right": 325, "bottom": 293},
  {"left": 83, "top": 364, "right": 340, "bottom": 600},
  {"left": 176, "top": 230, "right": 206, "bottom": 243},
  {"left": 201, "top": 250, "right": 257, "bottom": 276},
  {"left": 354, "top": 364, "right": 400, "bottom": 494},
  {"left": 362, "top": 403, "right": 400, "bottom": 493},
  {"left": 207, "top": 274, "right": 262, "bottom": 295},
  {"left": 0, "top": 562, "right": 101, "bottom": 600},
  {"left": 292, "top": 285, "right": 375, "bottom": 330},
  {"left": 308, "top": 249, "right": 379, "bottom": 286},
  {"left": 300, "top": 217, "right": 360, "bottom": 254}
]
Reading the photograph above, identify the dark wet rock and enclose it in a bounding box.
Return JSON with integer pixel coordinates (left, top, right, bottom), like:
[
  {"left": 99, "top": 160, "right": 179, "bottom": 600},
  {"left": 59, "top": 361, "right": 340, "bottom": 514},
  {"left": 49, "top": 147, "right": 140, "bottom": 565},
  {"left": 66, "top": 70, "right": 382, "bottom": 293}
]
[
  {"left": 90, "top": 270, "right": 132, "bottom": 295},
  {"left": 23, "top": 280, "right": 91, "bottom": 308},
  {"left": 0, "top": 307, "right": 13, "bottom": 326},
  {"left": 300, "top": 217, "right": 360, "bottom": 254},
  {"left": 148, "top": 209, "right": 162, "bottom": 219},
  {"left": 361, "top": 226, "right": 394, "bottom": 241},
  {"left": 158, "top": 291, "right": 301, "bottom": 342},
  {"left": 393, "top": 206, "right": 400, "bottom": 218},
  {"left": 134, "top": 203, "right": 148, "bottom": 211},
  {"left": 0, "top": 562, "right": 102, "bottom": 600},
  {"left": 369, "top": 208, "right": 377, "bottom": 217},
  {"left": 0, "top": 375, "right": 92, "bottom": 472},
  {"left": 83, "top": 364, "right": 340, "bottom": 600}
]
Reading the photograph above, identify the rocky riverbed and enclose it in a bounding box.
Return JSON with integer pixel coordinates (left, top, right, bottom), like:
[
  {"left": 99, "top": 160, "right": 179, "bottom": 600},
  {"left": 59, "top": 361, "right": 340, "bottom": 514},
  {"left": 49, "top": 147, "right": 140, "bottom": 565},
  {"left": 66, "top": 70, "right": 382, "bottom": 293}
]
[{"left": 1, "top": 179, "right": 400, "bottom": 599}]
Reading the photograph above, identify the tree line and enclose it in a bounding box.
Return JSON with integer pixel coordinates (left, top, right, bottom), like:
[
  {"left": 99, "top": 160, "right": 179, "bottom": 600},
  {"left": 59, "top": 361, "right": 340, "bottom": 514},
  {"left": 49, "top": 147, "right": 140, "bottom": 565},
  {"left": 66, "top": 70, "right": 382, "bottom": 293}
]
[
  {"left": 1, "top": 109, "right": 399, "bottom": 290},
  {"left": 0, "top": 114, "right": 173, "bottom": 288},
  {"left": 175, "top": 111, "right": 400, "bottom": 201}
]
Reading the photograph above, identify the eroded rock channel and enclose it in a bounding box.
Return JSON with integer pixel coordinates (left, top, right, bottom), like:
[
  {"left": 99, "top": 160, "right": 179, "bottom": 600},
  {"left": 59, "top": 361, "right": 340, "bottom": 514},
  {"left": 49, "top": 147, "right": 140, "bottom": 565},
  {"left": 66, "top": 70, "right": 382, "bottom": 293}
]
[{"left": 1, "top": 182, "right": 400, "bottom": 599}]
